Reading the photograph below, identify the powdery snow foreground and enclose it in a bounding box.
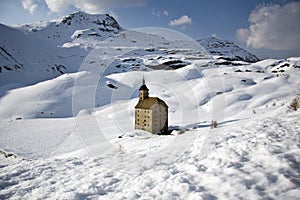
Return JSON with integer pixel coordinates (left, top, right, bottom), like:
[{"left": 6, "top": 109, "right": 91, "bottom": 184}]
[{"left": 0, "top": 112, "right": 299, "bottom": 199}]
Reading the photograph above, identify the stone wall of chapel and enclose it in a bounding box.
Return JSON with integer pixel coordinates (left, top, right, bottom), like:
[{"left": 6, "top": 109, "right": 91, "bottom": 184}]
[
  {"left": 135, "top": 108, "right": 152, "bottom": 132},
  {"left": 151, "top": 104, "right": 168, "bottom": 134}
]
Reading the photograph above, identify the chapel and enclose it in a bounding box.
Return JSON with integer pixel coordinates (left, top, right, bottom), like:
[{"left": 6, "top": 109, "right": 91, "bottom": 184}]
[{"left": 135, "top": 78, "right": 168, "bottom": 134}]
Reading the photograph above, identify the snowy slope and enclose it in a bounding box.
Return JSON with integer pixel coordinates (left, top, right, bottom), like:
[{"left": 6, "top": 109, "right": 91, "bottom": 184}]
[
  {"left": 0, "top": 12, "right": 122, "bottom": 86},
  {"left": 1, "top": 112, "right": 299, "bottom": 199},
  {"left": 0, "top": 23, "right": 64, "bottom": 85}
]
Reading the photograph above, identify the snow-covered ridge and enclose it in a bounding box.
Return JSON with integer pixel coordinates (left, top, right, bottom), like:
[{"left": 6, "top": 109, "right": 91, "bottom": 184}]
[
  {"left": 16, "top": 11, "right": 123, "bottom": 46},
  {"left": 198, "top": 37, "right": 260, "bottom": 63}
]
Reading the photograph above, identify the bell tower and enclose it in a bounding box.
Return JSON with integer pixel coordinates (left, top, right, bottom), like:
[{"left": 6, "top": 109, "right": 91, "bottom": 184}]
[{"left": 139, "top": 77, "right": 149, "bottom": 101}]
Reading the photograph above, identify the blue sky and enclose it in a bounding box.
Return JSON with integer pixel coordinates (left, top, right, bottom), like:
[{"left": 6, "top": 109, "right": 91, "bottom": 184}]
[{"left": 0, "top": 0, "right": 299, "bottom": 58}]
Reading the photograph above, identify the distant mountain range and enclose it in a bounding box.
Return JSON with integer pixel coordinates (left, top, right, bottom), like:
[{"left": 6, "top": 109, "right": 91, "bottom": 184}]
[{"left": 1, "top": 11, "right": 259, "bottom": 86}]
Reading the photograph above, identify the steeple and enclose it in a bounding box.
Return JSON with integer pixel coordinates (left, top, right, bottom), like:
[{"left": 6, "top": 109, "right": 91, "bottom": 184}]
[{"left": 139, "top": 76, "right": 149, "bottom": 101}]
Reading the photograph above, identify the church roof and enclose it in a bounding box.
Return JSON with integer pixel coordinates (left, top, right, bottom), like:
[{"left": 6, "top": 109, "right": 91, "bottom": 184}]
[{"left": 135, "top": 97, "right": 168, "bottom": 109}]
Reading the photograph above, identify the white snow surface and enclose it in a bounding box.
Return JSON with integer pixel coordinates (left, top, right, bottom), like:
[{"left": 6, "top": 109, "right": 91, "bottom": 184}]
[
  {"left": 1, "top": 12, "right": 300, "bottom": 200},
  {"left": 0, "top": 112, "right": 299, "bottom": 199}
]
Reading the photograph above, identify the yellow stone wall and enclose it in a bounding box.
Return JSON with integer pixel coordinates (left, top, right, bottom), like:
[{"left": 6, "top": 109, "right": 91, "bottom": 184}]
[
  {"left": 135, "top": 104, "right": 168, "bottom": 134},
  {"left": 135, "top": 108, "right": 152, "bottom": 132}
]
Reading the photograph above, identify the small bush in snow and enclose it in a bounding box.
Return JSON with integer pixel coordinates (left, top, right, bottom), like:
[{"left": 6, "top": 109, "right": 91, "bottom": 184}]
[
  {"left": 288, "top": 97, "right": 299, "bottom": 111},
  {"left": 210, "top": 120, "right": 218, "bottom": 129},
  {"left": 287, "top": 90, "right": 300, "bottom": 111}
]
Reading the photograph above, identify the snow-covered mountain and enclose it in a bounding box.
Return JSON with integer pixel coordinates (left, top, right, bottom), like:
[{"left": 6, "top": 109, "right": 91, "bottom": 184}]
[
  {"left": 0, "top": 12, "right": 300, "bottom": 199},
  {"left": 0, "top": 12, "right": 123, "bottom": 86},
  {"left": 16, "top": 11, "right": 123, "bottom": 47},
  {"left": 198, "top": 37, "right": 260, "bottom": 63},
  {"left": 1, "top": 11, "right": 261, "bottom": 86}
]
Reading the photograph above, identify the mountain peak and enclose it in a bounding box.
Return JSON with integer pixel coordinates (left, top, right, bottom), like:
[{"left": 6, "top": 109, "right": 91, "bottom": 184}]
[
  {"left": 198, "top": 37, "right": 260, "bottom": 63},
  {"left": 14, "top": 11, "right": 123, "bottom": 48},
  {"left": 58, "top": 11, "right": 121, "bottom": 30}
]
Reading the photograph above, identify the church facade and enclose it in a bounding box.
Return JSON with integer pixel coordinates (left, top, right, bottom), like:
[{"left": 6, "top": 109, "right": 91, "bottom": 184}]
[{"left": 135, "top": 78, "right": 168, "bottom": 134}]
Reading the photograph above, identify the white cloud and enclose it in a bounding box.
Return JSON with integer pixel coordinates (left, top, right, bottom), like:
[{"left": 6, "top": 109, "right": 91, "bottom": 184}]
[
  {"left": 237, "top": 2, "right": 300, "bottom": 50},
  {"left": 43, "top": 0, "right": 147, "bottom": 14},
  {"left": 169, "top": 15, "right": 192, "bottom": 27},
  {"left": 152, "top": 9, "right": 169, "bottom": 18},
  {"left": 152, "top": 8, "right": 160, "bottom": 17},
  {"left": 21, "top": 0, "right": 38, "bottom": 14},
  {"left": 163, "top": 10, "right": 168, "bottom": 16}
]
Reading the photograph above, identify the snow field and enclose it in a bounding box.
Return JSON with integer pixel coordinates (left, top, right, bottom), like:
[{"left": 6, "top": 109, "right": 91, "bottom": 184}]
[
  {"left": 0, "top": 112, "right": 299, "bottom": 199},
  {"left": 1, "top": 56, "right": 299, "bottom": 159}
]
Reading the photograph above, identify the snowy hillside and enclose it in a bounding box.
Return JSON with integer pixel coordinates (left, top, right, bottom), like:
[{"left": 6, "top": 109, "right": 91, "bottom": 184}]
[
  {"left": 0, "top": 23, "right": 79, "bottom": 86},
  {"left": 0, "top": 12, "right": 122, "bottom": 86},
  {"left": 0, "top": 12, "right": 300, "bottom": 200}
]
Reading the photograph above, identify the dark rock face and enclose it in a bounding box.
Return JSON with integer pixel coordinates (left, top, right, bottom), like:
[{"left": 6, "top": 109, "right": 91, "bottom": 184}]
[
  {"left": 61, "top": 11, "right": 122, "bottom": 32},
  {"left": 198, "top": 37, "right": 260, "bottom": 63}
]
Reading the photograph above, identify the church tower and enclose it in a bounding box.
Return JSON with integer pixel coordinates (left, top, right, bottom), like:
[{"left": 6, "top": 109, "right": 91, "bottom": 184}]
[{"left": 139, "top": 77, "right": 149, "bottom": 101}]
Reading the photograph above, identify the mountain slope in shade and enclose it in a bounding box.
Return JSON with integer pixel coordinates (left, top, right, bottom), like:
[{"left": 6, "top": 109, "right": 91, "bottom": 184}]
[
  {"left": 0, "top": 12, "right": 123, "bottom": 86},
  {"left": 0, "top": 23, "right": 70, "bottom": 86},
  {"left": 198, "top": 37, "right": 260, "bottom": 63}
]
